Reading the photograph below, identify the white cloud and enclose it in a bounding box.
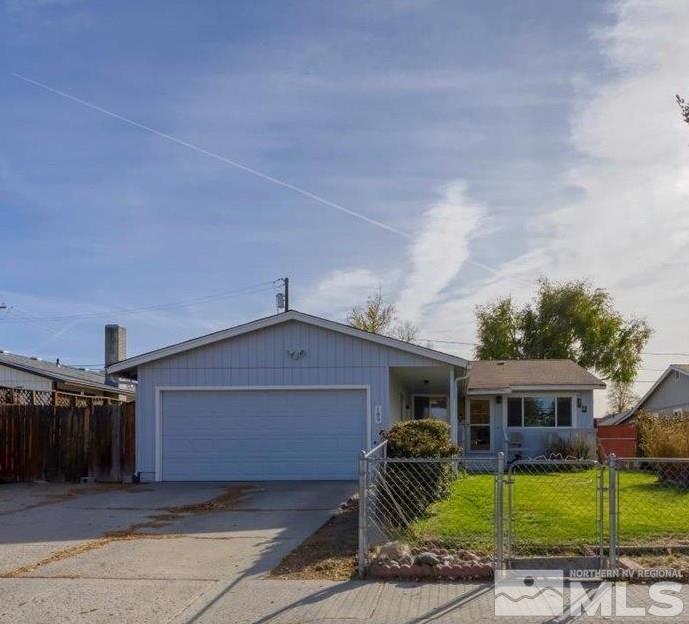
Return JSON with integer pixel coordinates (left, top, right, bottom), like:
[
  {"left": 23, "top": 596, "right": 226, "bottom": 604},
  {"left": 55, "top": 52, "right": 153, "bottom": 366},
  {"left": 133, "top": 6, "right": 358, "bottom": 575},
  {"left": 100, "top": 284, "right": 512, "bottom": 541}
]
[
  {"left": 395, "top": 182, "right": 484, "bottom": 324},
  {"left": 421, "top": 0, "right": 689, "bottom": 412},
  {"left": 303, "top": 3, "right": 689, "bottom": 410},
  {"left": 301, "top": 268, "right": 383, "bottom": 319}
]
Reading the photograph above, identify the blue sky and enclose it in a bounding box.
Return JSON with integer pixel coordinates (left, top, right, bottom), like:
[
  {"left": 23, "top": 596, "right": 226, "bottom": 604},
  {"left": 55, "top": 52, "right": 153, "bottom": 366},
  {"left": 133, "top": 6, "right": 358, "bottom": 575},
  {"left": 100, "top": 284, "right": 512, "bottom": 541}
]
[{"left": 2, "top": 1, "right": 688, "bottom": 406}]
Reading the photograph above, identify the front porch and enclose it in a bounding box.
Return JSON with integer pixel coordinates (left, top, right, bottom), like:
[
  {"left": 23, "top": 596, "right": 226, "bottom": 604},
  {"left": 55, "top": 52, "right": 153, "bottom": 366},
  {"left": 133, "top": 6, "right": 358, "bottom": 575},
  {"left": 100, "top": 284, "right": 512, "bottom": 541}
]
[
  {"left": 387, "top": 365, "right": 597, "bottom": 460},
  {"left": 388, "top": 365, "right": 461, "bottom": 442},
  {"left": 460, "top": 392, "right": 597, "bottom": 460}
]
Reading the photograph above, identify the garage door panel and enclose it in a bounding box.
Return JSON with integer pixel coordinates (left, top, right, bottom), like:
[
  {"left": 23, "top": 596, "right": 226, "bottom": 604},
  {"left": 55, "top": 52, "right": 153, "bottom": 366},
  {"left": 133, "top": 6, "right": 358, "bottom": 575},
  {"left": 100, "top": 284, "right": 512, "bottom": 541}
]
[
  {"left": 161, "top": 389, "right": 366, "bottom": 480},
  {"left": 164, "top": 436, "right": 363, "bottom": 456},
  {"left": 162, "top": 459, "right": 359, "bottom": 481}
]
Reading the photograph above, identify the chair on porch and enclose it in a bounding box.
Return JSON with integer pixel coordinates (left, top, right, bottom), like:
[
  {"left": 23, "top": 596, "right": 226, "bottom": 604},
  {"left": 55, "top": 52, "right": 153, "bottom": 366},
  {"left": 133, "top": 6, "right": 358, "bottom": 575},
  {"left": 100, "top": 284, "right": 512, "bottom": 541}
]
[{"left": 503, "top": 430, "right": 524, "bottom": 462}]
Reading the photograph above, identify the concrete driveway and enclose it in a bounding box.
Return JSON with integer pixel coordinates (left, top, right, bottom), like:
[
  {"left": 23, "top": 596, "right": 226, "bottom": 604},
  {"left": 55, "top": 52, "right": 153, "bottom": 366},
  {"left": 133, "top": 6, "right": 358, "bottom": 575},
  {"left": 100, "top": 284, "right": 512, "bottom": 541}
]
[
  {"left": 0, "top": 480, "right": 355, "bottom": 623},
  {"left": 5, "top": 482, "right": 681, "bottom": 624}
]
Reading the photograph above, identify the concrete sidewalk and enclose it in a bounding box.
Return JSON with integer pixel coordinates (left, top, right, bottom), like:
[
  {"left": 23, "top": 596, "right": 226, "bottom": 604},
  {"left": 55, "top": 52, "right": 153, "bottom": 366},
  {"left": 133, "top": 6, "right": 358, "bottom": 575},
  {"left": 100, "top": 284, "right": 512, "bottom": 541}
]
[{"left": 179, "top": 577, "right": 689, "bottom": 624}]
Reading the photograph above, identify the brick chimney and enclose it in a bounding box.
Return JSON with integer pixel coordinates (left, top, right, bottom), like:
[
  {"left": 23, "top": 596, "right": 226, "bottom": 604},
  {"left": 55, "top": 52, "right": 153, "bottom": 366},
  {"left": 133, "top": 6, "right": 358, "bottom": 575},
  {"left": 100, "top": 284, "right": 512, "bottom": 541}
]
[{"left": 105, "top": 324, "right": 126, "bottom": 386}]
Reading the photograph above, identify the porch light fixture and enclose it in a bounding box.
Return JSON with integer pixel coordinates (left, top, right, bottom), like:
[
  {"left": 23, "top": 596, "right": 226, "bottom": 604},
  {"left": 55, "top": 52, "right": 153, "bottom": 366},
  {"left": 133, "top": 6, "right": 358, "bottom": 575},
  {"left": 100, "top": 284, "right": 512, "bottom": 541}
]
[{"left": 496, "top": 395, "right": 502, "bottom": 404}]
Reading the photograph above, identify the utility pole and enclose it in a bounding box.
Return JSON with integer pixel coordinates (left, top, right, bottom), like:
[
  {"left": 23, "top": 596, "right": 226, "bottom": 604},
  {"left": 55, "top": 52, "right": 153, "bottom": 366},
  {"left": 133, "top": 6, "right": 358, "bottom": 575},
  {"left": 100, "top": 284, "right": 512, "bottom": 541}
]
[{"left": 275, "top": 277, "right": 290, "bottom": 312}]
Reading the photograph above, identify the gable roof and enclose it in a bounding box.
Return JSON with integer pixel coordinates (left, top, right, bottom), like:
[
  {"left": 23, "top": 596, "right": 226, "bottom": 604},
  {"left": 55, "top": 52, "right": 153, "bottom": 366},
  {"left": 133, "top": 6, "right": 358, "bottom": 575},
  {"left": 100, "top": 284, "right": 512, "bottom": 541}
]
[
  {"left": 0, "top": 351, "right": 134, "bottom": 396},
  {"left": 596, "top": 409, "right": 635, "bottom": 426},
  {"left": 107, "top": 309, "right": 469, "bottom": 375},
  {"left": 615, "top": 364, "right": 689, "bottom": 423},
  {"left": 467, "top": 359, "right": 605, "bottom": 393}
]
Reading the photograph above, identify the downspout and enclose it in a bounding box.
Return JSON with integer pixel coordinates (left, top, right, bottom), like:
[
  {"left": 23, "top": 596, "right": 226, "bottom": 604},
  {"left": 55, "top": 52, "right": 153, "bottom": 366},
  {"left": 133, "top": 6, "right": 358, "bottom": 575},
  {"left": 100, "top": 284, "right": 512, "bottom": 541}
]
[{"left": 454, "top": 364, "right": 471, "bottom": 451}]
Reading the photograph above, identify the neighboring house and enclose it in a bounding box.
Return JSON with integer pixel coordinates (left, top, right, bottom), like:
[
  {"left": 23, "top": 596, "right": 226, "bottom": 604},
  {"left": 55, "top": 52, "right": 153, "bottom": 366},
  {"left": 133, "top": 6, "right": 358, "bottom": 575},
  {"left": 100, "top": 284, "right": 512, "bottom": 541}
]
[
  {"left": 108, "top": 310, "right": 605, "bottom": 482},
  {"left": 463, "top": 360, "right": 605, "bottom": 459},
  {"left": 605, "top": 365, "right": 689, "bottom": 425},
  {"left": 0, "top": 351, "right": 134, "bottom": 401},
  {"left": 0, "top": 325, "right": 134, "bottom": 402}
]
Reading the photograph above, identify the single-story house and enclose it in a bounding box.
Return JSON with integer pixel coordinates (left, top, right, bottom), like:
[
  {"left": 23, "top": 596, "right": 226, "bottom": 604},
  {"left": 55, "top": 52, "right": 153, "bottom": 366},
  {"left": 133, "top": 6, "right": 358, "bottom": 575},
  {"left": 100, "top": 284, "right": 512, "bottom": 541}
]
[
  {"left": 464, "top": 360, "right": 604, "bottom": 459},
  {"left": 0, "top": 350, "right": 134, "bottom": 402},
  {"left": 107, "top": 310, "right": 605, "bottom": 482},
  {"left": 602, "top": 364, "right": 689, "bottom": 425}
]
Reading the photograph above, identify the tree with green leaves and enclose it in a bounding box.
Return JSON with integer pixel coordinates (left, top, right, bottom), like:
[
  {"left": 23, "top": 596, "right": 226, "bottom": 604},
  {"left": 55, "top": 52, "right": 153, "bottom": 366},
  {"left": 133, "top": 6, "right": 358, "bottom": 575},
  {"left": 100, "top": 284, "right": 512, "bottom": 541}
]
[
  {"left": 347, "top": 290, "right": 419, "bottom": 343},
  {"left": 474, "top": 279, "right": 652, "bottom": 383}
]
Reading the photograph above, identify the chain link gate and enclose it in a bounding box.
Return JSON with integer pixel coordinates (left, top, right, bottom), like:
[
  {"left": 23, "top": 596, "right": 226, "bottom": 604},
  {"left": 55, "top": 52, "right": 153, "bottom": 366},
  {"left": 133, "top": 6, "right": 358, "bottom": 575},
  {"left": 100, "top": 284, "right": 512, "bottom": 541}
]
[{"left": 505, "top": 458, "right": 606, "bottom": 570}]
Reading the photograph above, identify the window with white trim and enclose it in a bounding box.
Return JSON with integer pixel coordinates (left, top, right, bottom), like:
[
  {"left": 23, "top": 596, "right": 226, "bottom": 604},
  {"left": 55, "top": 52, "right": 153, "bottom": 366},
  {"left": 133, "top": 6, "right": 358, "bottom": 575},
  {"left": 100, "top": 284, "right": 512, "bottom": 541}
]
[{"left": 507, "top": 396, "right": 574, "bottom": 427}]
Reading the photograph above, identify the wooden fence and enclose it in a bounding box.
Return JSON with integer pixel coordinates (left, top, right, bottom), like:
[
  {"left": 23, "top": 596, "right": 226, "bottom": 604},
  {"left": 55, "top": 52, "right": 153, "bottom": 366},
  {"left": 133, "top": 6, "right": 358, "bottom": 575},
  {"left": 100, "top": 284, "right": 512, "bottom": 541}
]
[
  {"left": 0, "top": 402, "right": 135, "bottom": 483},
  {"left": 0, "top": 385, "right": 127, "bottom": 408},
  {"left": 597, "top": 423, "right": 637, "bottom": 458}
]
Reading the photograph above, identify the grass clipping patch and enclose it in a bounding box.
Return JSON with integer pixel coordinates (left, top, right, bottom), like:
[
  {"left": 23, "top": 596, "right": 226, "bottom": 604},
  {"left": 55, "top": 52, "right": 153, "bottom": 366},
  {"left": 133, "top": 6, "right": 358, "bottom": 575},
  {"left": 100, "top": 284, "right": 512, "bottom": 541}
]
[
  {"left": 270, "top": 498, "right": 358, "bottom": 581},
  {"left": 0, "top": 485, "right": 251, "bottom": 578}
]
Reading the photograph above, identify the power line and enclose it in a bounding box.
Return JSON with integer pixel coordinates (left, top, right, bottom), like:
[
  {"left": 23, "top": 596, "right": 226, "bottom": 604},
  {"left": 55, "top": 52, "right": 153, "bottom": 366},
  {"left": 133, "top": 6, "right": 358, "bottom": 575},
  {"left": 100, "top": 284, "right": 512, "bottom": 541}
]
[
  {"left": 422, "top": 337, "right": 689, "bottom": 359},
  {"left": 1, "top": 282, "right": 275, "bottom": 324},
  {"left": 421, "top": 338, "right": 477, "bottom": 346}
]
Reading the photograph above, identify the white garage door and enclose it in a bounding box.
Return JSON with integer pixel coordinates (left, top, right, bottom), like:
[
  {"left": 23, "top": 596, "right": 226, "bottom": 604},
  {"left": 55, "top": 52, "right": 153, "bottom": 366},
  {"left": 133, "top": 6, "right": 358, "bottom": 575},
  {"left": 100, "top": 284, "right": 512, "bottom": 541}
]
[{"left": 160, "top": 388, "right": 367, "bottom": 481}]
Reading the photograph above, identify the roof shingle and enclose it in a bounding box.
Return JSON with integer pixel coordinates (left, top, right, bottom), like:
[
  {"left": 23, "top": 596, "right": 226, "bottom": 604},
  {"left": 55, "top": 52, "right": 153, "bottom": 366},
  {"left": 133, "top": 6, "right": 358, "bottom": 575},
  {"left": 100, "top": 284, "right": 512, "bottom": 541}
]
[
  {"left": 0, "top": 351, "right": 133, "bottom": 395},
  {"left": 467, "top": 359, "right": 605, "bottom": 392}
]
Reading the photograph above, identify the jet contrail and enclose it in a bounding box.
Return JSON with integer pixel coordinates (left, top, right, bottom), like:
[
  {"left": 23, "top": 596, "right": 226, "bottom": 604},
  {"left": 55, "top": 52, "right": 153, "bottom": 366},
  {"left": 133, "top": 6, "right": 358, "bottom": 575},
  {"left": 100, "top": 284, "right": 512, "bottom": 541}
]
[
  {"left": 13, "top": 72, "right": 515, "bottom": 280},
  {"left": 12, "top": 73, "right": 410, "bottom": 238}
]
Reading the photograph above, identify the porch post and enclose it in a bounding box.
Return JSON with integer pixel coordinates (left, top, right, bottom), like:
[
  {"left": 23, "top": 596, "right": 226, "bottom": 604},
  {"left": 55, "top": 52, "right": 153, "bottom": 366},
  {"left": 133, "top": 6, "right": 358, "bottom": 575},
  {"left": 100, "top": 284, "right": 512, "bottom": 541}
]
[{"left": 449, "top": 367, "right": 458, "bottom": 445}]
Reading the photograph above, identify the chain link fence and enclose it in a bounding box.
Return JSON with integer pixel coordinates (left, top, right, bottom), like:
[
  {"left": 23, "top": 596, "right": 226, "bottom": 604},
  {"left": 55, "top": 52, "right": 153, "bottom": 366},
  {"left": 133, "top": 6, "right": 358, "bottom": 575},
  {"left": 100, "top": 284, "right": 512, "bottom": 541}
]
[
  {"left": 611, "top": 457, "right": 689, "bottom": 572},
  {"left": 359, "top": 451, "right": 689, "bottom": 577},
  {"left": 359, "top": 444, "right": 501, "bottom": 577},
  {"left": 507, "top": 459, "right": 604, "bottom": 565}
]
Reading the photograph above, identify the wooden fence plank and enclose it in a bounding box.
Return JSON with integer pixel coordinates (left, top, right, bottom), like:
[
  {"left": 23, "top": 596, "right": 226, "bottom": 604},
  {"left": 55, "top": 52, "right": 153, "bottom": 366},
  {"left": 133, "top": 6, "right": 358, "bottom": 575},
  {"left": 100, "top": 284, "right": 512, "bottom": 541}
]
[{"left": 0, "top": 403, "right": 135, "bottom": 482}]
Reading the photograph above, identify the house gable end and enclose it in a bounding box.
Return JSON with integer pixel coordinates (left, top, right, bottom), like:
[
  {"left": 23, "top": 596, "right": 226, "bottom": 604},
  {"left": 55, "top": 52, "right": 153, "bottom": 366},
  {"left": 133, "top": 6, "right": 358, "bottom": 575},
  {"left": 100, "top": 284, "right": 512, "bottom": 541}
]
[
  {"left": 140, "top": 319, "right": 445, "bottom": 372},
  {"left": 637, "top": 366, "right": 689, "bottom": 414}
]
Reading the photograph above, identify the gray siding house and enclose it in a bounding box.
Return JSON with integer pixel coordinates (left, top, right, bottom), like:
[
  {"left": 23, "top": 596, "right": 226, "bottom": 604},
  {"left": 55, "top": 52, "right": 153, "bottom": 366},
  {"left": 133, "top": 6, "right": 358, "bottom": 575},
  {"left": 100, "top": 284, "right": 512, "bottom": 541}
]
[
  {"left": 463, "top": 360, "right": 604, "bottom": 459},
  {"left": 609, "top": 365, "right": 689, "bottom": 424},
  {"left": 108, "top": 311, "right": 467, "bottom": 481},
  {"left": 107, "top": 310, "right": 605, "bottom": 482}
]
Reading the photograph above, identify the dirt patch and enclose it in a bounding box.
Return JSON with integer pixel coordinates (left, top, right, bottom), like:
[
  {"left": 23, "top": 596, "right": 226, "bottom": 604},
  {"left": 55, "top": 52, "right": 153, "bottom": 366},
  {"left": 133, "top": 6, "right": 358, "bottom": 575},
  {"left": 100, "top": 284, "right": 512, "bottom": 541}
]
[
  {"left": 625, "top": 552, "right": 689, "bottom": 581},
  {"left": 0, "top": 482, "right": 142, "bottom": 517},
  {"left": 0, "top": 538, "right": 113, "bottom": 578},
  {"left": 0, "top": 484, "right": 252, "bottom": 578},
  {"left": 104, "top": 485, "right": 252, "bottom": 538},
  {"left": 166, "top": 486, "right": 250, "bottom": 514},
  {"left": 270, "top": 499, "right": 358, "bottom": 581}
]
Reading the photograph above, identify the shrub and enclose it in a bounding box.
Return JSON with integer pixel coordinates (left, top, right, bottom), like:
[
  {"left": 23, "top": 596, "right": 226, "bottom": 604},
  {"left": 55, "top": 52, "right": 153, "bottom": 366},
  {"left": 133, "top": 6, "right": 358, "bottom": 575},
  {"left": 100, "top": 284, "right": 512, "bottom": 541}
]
[
  {"left": 636, "top": 411, "right": 689, "bottom": 485},
  {"left": 385, "top": 420, "right": 460, "bottom": 458},
  {"left": 545, "top": 434, "right": 594, "bottom": 460},
  {"left": 637, "top": 411, "right": 689, "bottom": 458},
  {"left": 380, "top": 420, "right": 459, "bottom": 527}
]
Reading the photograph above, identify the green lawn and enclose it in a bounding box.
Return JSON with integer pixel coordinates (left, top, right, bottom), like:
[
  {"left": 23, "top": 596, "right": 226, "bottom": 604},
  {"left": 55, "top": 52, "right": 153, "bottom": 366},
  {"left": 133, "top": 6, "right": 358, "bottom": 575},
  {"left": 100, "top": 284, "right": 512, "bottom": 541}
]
[{"left": 409, "top": 469, "right": 689, "bottom": 555}]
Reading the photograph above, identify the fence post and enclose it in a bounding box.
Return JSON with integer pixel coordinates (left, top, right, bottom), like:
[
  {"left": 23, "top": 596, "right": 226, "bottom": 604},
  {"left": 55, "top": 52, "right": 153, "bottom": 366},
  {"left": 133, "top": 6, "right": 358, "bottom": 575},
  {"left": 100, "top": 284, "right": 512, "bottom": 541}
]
[
  {"left": 608, "top": 453, "right": 617, "bottom": 571},
  {"left": 598, "top": 465, "right": 605, "bottom": 569},
  {"left": 358, "top": 451, "right": 368, "bottom": 579},
  {"left": 495, "top": 451, "right": 505, "bottom": 571}
]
